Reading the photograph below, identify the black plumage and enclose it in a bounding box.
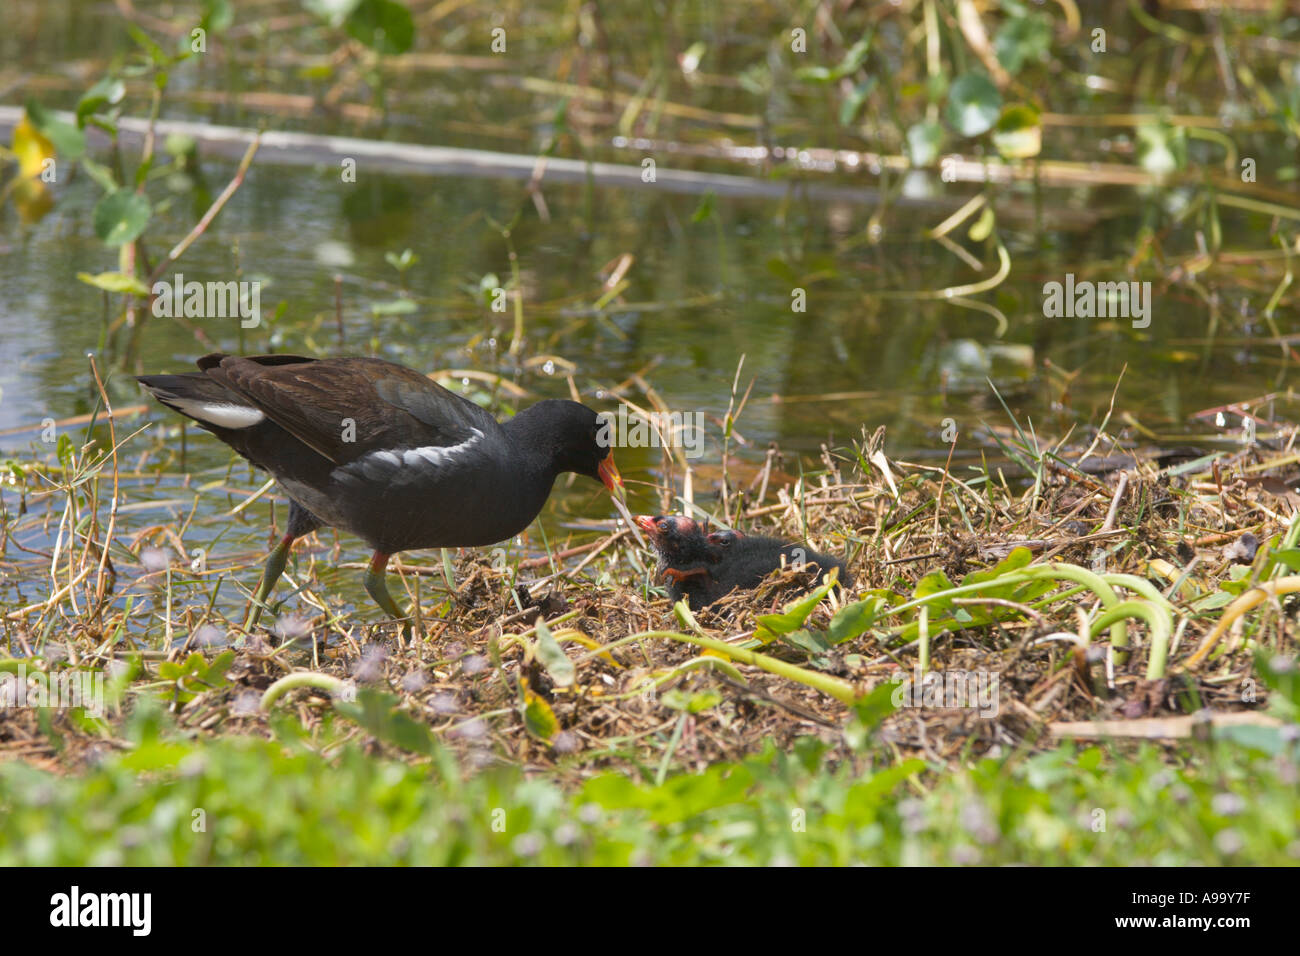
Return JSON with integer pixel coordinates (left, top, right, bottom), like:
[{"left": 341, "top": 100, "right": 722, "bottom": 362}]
[
  {"left": 637, "top": 514, "right": 850, "bottom": 610},
  {"left": 137, "top": 352, "right": 622, "bottom": 625},
  {"left": 708, "top": 533, "right": 852, "bottom": 599},
  {"left": 634, "top": 514, "right": 729, "bottom": 609}
]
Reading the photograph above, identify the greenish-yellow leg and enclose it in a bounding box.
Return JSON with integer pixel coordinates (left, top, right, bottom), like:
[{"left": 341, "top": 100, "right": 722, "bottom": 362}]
[
  {"left": 364, "top": 552, "right": 411, "bottom": 634},
  {"left": 244, "top": 533, "right": 294, "bottom": 628}
]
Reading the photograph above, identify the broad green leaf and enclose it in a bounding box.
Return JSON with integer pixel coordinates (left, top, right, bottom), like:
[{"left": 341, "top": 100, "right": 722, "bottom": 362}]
[
  {"left": 76, "top": 77, "right": 125, "bottom": 126},
  {"left": 848, "top": 681, "right": 901, "bottom": 733},
  {"left": 200, "top": 0, "right": 235, "bottom": 32},
  {"left": 781, "top": 628, "right": 832, "bottom": 656},
  {"left": 906, "top": 121, "right": 943, "bottom": 166},
  {"left": 992, "top": 104, "right": 1042, "bottom": 159},
  {"left": 946, "top": 73, "right": 1001, "bottom": 138},
  {"left": 77, "top": 271, "right": 150, "bottom": 296},
  {"left": 534, "top": 618, "right": 575, "bottom": 688},
  {"left": 661, "top": 688, "right": 723, "bottom": 713},
  {"left": 755, "top": 578, "right": 836, "bottom": 642},
  {"left": 827, "top": 595, "right": 884, "bottom": 645},
  {"left": 994, "top": 13, "right": 1052, "bottom": 75},
  {"left": 24, "top": 99, "right": 85, "bottom": 160},
  {"left": 521, "top": 685, "right": 559, "bottom": 741},
  {"left": 345, "top": 0, "right": 415, "bottom": 55},
  {"left": 92, "top": 189, "right": 152, "bottom": 247},
  {"left": 335, "top": 689, "right": 436, "bottom": 754}
]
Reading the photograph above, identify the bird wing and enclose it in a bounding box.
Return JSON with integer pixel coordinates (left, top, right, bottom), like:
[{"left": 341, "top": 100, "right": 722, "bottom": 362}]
[{"left": 201, "top": 354, "right": 497, "bottom": 464}]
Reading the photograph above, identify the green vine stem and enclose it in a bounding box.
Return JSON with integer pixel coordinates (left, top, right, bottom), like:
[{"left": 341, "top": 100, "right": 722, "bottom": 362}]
[
  {"left": 260, "top": 672, "right": 350, "bottom": 710},
  {"left": 1184, "top": 575, "right": 1300, "bottom": 670}
]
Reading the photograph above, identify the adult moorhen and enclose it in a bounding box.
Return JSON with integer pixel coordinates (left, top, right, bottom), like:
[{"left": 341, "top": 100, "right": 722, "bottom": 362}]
[{"left": 137, "top": 353, "right": 623, "bottom": 626}]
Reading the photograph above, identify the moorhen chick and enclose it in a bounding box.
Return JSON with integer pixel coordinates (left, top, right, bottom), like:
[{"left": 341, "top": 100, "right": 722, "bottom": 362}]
[
  {"left": 708, "top": 532, "right": 851, "bottom": 599},
  {"left": 137, "top": 353, "right": 623, "bottom": 626},
  {"left": 634, "top": 514, "right": 737, "bottom": 610}
]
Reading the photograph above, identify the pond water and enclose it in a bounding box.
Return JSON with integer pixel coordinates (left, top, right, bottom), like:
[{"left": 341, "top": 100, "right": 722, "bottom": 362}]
[{"left": 2, "top": 0, "right": 1295, "bottom": 618}]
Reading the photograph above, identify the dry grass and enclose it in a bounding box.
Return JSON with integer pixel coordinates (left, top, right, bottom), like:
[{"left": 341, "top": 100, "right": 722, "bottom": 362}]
[{"left": 3, "top": 386, "right": 1297, "bottom": 778}]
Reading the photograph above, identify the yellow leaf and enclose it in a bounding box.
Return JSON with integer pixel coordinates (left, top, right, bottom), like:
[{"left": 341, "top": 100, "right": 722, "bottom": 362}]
[
  {"left": 13, "top": 116, "right": 55, "bottom": 180},
  {"left": 521, "top": 681, "right": 559, "bottom": 741}
]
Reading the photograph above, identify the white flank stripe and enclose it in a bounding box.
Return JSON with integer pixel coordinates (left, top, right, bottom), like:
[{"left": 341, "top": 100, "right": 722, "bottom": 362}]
[
  {"left": 396, "top": 428, "right": 484, "bottom": 469},
  {"left": 172, "top": 399, "right": 265, "bottom": 429},
  {"left": 344, "top": 428, "right": 485, "bottom": 480}
]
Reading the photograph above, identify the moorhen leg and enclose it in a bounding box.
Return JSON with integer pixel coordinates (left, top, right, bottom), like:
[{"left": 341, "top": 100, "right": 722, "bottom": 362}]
[
  {"left": 244, "top": 500, "right": 321, "bottom": 627},
  {"left": 363, "top": 552, "right": 408, "bottom": 625}
]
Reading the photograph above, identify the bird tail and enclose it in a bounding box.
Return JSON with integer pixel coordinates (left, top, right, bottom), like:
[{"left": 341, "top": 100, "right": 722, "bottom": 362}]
[{"left": 135, "top": 372, "right": 266, "bottom": 431}]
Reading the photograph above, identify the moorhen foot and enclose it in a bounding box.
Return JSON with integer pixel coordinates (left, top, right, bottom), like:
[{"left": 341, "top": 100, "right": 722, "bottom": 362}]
[{"left": 138, "top": 353, "right": 623, "bottom": 628}]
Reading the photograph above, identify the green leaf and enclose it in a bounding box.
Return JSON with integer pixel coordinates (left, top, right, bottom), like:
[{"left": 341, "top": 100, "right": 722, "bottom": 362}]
[
  {"left": 906, "top": 121, "right": 944, "bottom": 166},
  {"left": 827, "top": 595, "right": 884, "bottom": 645},
  {"left": 335, "top": 688, "right": 436, "bottom": 754},
  {"left": 521, "top": 685, "right": 559, "bottom": 741},
  {"left": 1256, "top": 651, "right": 1299, "bottom": 717},
  {"left": 76, "top": 271, "right": 150, "bottom": 296},
  {"left": 994, "top": 13, "right": 1052, "bottom": 75},
  {"left": 781, "top": 628, "right": 833, "bottom": 656},
  {"left": 690, "top": 190, "right": 716, "bottom": 223},
  {"left": 158, "top": 650, "right": 233, "bottom": 704},
  {"left": 848, "top": 681, "right": 901, "bottom": 732},
  {"left": 534, "top": 618, "right": 575, "bottom": 688},
  {"left": 24, "top": 99, "right": 86, "bottom": 159},
  {"left": 368, "top": 298, "right": 417, "bottom": 316},
  {"left": 76, "top": 77, "right": 125, "bottom": 126},
  {"left": 992, "top": 103, "right": 1042, "bottom": 159},
  {"left": 384, "top": 248, "right": 417, "bottom": 271},
  {"left": 79, "top": 156, "right": 119, "bottom": 193},
  {"left": 839, "top": 77, "right": 877, "bottom": 127},
  {"left": 945, "top": 73, "right": 1002, "bottom": 138},
  {"left": 200, "top": 0, "right": 235, "bottom": 33},
  {"left": 661, "top": 688, "right": 723, "bottom": 713},
  {"left": 345, "top": 0, "right": 415, "bottom": 55},
  {"left": 755, "top": 579, "right": 836, "bottom": 642},
  {"left": 92, "top": 189, "right": 152, "bottom": 247},
  {"left": 795, "top": 35, "right": 870, "bottom": 84}
]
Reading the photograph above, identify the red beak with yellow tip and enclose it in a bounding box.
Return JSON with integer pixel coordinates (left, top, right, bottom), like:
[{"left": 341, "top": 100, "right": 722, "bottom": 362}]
[{"left": 597, "top": 451, "right": 624, "bottom": 498}]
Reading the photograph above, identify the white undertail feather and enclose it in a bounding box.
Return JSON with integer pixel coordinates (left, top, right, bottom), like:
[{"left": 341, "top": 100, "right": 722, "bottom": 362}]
[{"left": 170, "top": 398, "right": 266, "bottom": 429}]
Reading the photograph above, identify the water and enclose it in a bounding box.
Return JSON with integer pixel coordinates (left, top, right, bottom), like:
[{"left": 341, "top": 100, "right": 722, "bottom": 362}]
[{"left": 2, "top": 0, "right": 1295, "bottom": 618}]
